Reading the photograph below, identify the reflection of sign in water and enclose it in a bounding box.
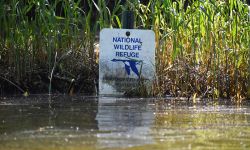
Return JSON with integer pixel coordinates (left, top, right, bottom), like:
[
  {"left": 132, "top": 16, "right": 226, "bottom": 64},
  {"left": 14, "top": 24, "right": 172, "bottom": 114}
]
[
  {"left": 111, "top": 59, "right": 142, "bottom": 77},
  {"left": 96, "top": 98, "right": 154, "bottom": 149},
  {"left": 99, "top": 29, "right": 155, "bottom": 95}
]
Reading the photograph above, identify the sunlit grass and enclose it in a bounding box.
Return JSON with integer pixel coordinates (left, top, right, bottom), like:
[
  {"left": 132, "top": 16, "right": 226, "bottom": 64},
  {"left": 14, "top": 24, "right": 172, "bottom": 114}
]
[
  {"left": 0, "top": 0, "right": 103, "bottom": 94},
  {"left": 0, "top": 0, "right": 249, "bottom": 99},
  {"left": 133, "top": 0, "right": 249, "bottom": 100}
]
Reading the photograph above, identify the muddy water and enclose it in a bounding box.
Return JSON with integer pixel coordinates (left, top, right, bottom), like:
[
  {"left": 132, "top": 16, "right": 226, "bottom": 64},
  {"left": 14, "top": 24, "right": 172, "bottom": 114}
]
[{"left": 0, "top": 96, "right": 250, "bottom": 150}]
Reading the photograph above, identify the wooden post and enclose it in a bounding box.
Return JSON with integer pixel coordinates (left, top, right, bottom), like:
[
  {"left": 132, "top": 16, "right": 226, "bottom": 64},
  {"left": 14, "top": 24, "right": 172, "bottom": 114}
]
[{"left": 121, "top": 0, "right": 134, "bottom": 29}]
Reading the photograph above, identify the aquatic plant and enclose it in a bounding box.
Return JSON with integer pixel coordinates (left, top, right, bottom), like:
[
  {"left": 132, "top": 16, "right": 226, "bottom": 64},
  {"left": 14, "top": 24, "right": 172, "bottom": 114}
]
[
  {"left": 0, "top": 0, "right": 249, "bottom": 100},
  {"left": 133, "top": 0, "right": 249, "bottom": 100},
  {"left": 0, "top": 0, "right": 100, "bottom": 94}
]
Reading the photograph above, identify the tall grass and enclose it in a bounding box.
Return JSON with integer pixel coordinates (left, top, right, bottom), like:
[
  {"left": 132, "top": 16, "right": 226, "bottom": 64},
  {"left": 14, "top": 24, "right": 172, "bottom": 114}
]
[
  {"left": 0, "top": 0, "right": 124, "bottom": 95},
  {"left": 133, "top": 0, "right": 249, "bottom": 100},
  {"left": 0, "top": 0, "right": 249, "bottom": 99},
  {"left": 0, "top": 0, "right": 99, "bottom": 94}
]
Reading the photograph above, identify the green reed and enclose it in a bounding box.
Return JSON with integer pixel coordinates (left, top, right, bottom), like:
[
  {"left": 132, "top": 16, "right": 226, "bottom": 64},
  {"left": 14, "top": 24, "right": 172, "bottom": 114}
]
[
  {"left": 0, "top": 0, "right": 97, "bottom": 94},
  {"left": 0, "top": 0, "right": 249, "bottom": 99},
  {"left": 133, "top": 0, "right": 249, "bottom": 99}
]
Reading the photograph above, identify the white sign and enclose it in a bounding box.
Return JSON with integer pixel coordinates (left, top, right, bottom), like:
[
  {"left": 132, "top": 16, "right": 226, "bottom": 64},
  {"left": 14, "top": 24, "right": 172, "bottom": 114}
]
[{"left": 99, "top": 28, "right": 155, "bottom": 96}]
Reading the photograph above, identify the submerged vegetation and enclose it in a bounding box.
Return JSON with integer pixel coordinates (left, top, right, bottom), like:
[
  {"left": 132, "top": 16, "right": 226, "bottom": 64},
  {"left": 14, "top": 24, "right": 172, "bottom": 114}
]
[{"left": 0, "top": 0, "right": 249, "bottom": 100}]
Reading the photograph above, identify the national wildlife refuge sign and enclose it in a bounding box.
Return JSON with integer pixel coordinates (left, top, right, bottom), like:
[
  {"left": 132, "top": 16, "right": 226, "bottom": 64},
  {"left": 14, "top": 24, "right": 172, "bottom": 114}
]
[{"left": 99, "top": 28, "right": 155, "bottom": 95}]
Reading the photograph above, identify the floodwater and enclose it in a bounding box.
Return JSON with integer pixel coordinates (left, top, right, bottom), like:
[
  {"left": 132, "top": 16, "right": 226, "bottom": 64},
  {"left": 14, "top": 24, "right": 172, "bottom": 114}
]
[{"left": 0, "top": 96, "right": 250, "bottom": 150}]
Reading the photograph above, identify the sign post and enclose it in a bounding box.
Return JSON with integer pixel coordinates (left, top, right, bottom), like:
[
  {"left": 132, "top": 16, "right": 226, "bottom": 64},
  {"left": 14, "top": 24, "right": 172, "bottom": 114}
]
[
  {"left": 121, "top": 0, "right": 134, "bottom": 29},
  {"left": 99, "top": 29, "right": 155, "bottom": 96}
]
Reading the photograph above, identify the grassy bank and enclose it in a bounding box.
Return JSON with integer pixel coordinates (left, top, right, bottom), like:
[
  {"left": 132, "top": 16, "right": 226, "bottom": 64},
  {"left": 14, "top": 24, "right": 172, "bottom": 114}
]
[
  {"left": 0, "top": 0, "right": 100, "bottom": 95},
  {"left": 0, "top": 0, "right": 249, "bottom": 100}
]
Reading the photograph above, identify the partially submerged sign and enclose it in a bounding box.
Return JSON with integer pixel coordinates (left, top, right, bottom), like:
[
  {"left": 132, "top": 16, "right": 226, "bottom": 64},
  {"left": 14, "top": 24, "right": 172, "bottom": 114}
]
[{"left": 99, "top": 29, "right": 155, "bottom": 96}]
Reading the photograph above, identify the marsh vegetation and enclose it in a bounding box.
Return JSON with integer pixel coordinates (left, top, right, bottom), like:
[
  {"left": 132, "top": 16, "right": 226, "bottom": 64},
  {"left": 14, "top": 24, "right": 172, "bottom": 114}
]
[{"left": 0, "top": 0, "right": 249, "bottom": 100}]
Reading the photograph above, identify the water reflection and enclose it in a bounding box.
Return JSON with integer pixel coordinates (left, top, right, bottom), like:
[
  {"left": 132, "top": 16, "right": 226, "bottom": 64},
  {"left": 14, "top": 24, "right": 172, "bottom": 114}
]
[
  {"left": 0, "top": 96, "right": 98, "bottom": 135},
  {"left": 0, "top": 96, "right": 250, "bottom": 150},
  {"left": 151, "top": 100, "right": 250, "bottom": 149},
  {"left": 96, "top": 97, "right": 154, "bottom": 148}
]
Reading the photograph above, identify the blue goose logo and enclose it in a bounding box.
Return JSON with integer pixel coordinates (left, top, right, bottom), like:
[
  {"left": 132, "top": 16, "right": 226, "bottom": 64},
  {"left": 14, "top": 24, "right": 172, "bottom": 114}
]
[{"left": 111, "top": 58, "right": 142, "bottom": 78}]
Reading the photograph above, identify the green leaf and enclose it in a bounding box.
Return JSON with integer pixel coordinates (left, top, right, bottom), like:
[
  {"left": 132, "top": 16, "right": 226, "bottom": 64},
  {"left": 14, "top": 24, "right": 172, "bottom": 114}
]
[
  {"left": 115, "top": 15, "right": 121, "bottom": 28},
  {"left": 55, "top": 16, "right": 65, "bottom": 20}
]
